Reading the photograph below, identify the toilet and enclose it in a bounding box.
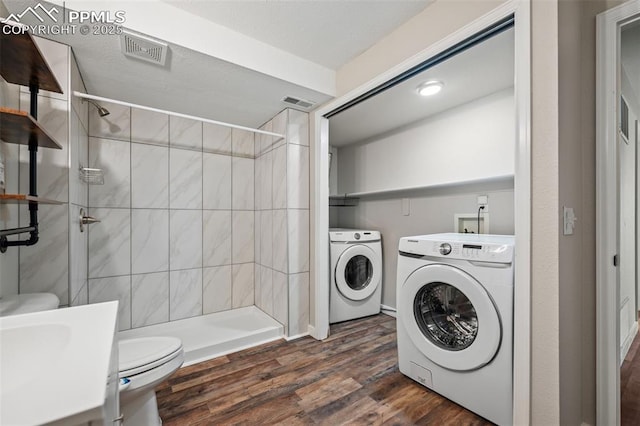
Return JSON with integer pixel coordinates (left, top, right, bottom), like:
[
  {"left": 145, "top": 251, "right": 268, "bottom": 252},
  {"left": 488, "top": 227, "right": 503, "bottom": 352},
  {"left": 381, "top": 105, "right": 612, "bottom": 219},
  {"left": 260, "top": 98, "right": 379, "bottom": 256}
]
[
  {"left": 0, "top": 293, "right": 60, "bottom": 316},
  {"left": 0, "top": 292, "right": 183, "bottom": 425},
  {"left": 118, "top": 337, "right": 184, "bottom": 426}
]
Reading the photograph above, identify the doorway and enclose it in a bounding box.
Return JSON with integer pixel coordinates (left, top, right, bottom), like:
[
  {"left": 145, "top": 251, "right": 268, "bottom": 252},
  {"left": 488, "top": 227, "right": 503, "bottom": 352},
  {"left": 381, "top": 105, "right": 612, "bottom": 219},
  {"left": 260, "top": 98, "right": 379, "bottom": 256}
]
[
  {"left": 596, "top": 1, "right": 640, "bottom": 424},
  {"left": 312, "top": 1, "right": 531, "bottom": 424}
]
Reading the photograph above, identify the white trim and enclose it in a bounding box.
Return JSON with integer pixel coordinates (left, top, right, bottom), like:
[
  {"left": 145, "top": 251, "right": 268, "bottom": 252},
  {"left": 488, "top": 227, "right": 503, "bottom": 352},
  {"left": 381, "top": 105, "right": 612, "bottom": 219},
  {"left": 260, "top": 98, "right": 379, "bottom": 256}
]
[
  {"left": 312, "top": 1, "right": 530, "bottom": 424},
  {"left": 284, "top": 332, "right": 310, "bottom": 342},
  {"left": 512, "top": 1, "right": 531, "bottom": 424},
  {"left": 73, "top": 91, "right": 285, "bottom": 138},
  {"left": 307, "top": 324, "right": 316, "bottom": 338},
  {"left": 311, "top": 116, "right": 330, "bottom": 340},
  {"left": 620, "top": 321, "right": 638, "bottom": 364},
  {"left": 596, "top": 2, "right": 640, "bottom": 425},
  {"left": 381, "top": 304, "right": 397, "bottom": 318}
]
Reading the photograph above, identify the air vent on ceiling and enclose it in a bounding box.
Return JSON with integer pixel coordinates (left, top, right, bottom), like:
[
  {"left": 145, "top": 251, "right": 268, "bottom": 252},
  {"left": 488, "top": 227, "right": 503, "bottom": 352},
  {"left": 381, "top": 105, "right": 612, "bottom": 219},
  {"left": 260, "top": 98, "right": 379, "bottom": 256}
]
[
  {"left": 120, "top": 30, "right": 168, "bottom": 66},
  {"left": 282, "top": 96, "right": 315, "bottom": 109}
]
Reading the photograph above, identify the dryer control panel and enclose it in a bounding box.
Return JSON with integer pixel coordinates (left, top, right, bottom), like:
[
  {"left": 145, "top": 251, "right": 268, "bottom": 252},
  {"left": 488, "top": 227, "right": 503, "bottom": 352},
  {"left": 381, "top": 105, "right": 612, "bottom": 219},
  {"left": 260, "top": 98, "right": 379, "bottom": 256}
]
[{"left": 399, "top": 233, "right": 514, "bottom": 263}]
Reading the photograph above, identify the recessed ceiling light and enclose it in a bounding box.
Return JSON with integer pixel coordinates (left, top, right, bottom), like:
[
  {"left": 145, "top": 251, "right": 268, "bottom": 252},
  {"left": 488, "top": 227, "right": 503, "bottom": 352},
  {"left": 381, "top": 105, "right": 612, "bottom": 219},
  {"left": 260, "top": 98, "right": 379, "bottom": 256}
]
[{"left": 417, "top": 81, "right": 444, "bottom": 97}]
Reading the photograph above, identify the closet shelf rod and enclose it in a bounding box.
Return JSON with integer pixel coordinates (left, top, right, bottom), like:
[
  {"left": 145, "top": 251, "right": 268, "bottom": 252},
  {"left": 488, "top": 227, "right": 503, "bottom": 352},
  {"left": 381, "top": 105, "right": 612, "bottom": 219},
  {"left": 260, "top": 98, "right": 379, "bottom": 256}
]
[{"left": 73, "top": 91, "right": 286, "bottom": 139}]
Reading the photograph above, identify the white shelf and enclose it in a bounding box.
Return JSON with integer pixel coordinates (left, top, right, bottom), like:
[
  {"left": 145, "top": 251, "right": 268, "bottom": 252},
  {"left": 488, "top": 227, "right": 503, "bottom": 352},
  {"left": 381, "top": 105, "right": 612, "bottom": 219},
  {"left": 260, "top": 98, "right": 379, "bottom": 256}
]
[{"left": 330, "top": 174, "right": 514, "bottom": 200}]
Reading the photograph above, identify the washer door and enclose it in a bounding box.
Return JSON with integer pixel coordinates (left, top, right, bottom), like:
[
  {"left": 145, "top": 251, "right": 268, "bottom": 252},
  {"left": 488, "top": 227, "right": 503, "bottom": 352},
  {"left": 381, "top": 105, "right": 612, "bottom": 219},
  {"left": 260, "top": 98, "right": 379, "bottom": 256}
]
[
  {"left": 399, "top": 263, "right": 501, "bottom": 371},
  {"left": 335, "top": 244, "right": 380, "bottom": 301}
]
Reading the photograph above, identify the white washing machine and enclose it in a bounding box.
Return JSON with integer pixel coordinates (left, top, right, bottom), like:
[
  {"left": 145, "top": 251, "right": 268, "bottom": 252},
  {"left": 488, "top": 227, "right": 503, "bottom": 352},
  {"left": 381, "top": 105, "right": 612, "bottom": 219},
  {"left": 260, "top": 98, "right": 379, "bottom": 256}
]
[
  {"left": 396, "top": 233, "right": 515, "bottom": 425},
  {"left": 329, "top": 228, "right": 383, "bottom": 323}
]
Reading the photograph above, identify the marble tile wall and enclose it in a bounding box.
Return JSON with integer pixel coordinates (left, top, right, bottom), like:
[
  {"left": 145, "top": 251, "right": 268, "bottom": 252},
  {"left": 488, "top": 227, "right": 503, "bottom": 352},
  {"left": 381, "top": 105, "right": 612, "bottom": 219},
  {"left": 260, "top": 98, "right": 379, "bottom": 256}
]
[
  {"left": 87, "top": 105, "right": 255, "bottom": 330},
  {"left": 254, "top": 109, "right": 310, "bottom": 337}
]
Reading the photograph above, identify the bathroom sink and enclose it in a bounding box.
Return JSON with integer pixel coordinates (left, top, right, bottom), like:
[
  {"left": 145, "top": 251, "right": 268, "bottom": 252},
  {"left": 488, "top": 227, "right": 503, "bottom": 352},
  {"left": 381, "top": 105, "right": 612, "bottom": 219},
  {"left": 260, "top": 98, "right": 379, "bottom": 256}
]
[
  {"left": 0, "top": 302, "right": 118, "bottom": 425},
  {"left": 1, "top": 323, "right": 71, "bottom": 394}
]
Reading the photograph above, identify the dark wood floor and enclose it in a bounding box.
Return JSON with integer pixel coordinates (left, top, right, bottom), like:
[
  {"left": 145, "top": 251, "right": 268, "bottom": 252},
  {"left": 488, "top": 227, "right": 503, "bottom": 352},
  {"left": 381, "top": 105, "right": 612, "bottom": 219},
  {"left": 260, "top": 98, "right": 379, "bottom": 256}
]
[
  {"left": 622, "top": 330, "right": 640, "bottom": 426},
  {"left": 156, "top": 314, "right": 492, "bottom": 425}
]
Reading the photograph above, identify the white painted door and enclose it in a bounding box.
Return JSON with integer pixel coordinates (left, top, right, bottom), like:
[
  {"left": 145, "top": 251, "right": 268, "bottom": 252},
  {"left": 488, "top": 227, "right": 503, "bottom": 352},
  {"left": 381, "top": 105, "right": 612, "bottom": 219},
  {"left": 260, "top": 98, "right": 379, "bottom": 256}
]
[{"left": 618, "top": 99, "right": 637, "bottom": 363}]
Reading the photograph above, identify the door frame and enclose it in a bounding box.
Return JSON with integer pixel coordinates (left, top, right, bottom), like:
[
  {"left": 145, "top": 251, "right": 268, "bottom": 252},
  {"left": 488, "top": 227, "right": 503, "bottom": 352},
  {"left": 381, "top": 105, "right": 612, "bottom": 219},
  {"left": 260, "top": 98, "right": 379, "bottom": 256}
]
[
  {"left": 311, "top": 0, "right": 531, "bottom": 423},
  {"left": 596, "top": 2, "right": 640, "bottom": 424}
]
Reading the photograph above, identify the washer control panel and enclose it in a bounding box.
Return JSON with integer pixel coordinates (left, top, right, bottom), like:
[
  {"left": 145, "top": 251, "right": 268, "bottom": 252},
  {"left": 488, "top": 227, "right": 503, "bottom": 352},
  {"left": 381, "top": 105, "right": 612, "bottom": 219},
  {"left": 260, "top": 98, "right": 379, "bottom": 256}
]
[
  {"left": 399, "top": 233, "right": 514, "bottom": 263},
  {"left": 438, "top": 243, "right": 452, "bottom": 255}
]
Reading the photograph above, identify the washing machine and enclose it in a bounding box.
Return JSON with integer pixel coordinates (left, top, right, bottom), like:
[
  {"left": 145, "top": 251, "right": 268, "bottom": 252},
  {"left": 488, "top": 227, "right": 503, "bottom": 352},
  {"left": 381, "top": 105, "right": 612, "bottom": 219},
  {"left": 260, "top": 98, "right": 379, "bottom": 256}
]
[
  {"left": 396, "top": 233, "right": 515, "bottom": 425},
  {"left": 329, "top": 228, "right": 383, "bottom": 323}
]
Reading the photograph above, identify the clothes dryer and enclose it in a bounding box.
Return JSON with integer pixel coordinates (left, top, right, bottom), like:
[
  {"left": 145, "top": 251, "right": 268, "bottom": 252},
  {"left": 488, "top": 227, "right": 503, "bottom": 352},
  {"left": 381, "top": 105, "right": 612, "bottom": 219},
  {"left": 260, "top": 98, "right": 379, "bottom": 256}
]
[{"left": 330, "top": 229, "right": 383, "bottom": 323}]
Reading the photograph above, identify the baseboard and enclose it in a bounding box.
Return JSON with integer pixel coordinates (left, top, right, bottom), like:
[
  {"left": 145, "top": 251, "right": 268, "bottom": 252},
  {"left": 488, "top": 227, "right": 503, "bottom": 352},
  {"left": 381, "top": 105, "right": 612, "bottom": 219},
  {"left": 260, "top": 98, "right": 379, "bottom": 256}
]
[
  {"left": 285, "top": 331, "right": 310, "bottom": 341},
  {"left": 620, "top": 320, "right": 638, "bottom": 364},
  {"left": 381, "top": 304, "right": 397, "bottom": 318}
]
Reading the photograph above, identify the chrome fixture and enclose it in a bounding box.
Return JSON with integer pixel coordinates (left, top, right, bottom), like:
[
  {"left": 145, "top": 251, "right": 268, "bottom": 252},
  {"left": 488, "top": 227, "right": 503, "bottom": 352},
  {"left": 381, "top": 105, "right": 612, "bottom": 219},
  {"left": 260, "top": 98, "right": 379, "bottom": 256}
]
[
  {"left": 83, "top": 99, "right": 110, "bottom": 117},
  {"left": 79, "top": 208, "right": 101, "bottom": 232},
  {"left": 79, "top": 166, "right": 105, "bottom": 185}
]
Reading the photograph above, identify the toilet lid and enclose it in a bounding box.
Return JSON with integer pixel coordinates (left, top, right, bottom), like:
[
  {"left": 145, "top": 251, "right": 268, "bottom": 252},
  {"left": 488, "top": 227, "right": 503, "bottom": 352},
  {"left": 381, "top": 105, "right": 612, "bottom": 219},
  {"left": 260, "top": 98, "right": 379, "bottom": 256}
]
[{"left": 119, "top": 337, "right": 182, "bottom": 376}]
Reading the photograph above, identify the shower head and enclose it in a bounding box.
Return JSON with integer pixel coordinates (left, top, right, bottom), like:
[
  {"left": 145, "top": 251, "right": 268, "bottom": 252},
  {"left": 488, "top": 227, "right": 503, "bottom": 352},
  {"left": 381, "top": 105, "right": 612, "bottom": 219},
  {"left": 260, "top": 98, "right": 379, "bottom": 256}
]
[{"left": 84, "top": 99, "right": 110, "bottom": 117}]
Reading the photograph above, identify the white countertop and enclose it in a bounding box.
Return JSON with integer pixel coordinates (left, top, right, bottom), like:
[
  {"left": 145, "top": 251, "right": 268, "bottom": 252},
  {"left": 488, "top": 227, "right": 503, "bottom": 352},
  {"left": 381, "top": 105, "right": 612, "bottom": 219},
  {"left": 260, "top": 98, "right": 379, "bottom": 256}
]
[{"left": 0, "top": 302, "right": 118, "bottom": 425}]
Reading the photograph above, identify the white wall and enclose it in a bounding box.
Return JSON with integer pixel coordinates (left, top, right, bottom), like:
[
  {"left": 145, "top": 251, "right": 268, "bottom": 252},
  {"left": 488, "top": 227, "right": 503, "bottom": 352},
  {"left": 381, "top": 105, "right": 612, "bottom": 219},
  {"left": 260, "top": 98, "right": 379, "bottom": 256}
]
[
  {"left": 337, "top": 89, "right": 514, "bottom": 195},
  {"left": 334, "top": 185, "right": 514, "bottom": 308}
]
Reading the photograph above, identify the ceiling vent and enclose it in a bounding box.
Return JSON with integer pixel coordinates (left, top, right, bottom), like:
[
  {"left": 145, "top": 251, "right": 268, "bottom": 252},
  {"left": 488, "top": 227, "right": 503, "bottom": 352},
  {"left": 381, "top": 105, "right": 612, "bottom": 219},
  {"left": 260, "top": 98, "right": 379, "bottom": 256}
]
[
  {"left": 120, "top": 30, "right": 168, "bottom": 66},
  {"left": 282, "top": 96, "right": 315, "bottom": 110}
]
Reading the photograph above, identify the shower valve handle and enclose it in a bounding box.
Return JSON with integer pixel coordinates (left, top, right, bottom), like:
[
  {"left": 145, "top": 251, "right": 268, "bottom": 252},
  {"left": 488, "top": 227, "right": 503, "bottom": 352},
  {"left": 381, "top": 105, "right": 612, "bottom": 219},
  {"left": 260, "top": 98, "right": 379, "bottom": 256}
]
[{"left": 79, "top": 208, "right": 101, "bottom": 232}]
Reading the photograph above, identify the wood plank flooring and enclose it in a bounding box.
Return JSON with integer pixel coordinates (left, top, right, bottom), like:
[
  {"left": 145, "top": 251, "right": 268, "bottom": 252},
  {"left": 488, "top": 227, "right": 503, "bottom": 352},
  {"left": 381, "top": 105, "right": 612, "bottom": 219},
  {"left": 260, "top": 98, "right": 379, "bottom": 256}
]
[
  {"left": 156, "top": 314, "right": 493, "bottom": 425},
  {"left": 622, "top": 329, "right": 640, "bottom": 426}
]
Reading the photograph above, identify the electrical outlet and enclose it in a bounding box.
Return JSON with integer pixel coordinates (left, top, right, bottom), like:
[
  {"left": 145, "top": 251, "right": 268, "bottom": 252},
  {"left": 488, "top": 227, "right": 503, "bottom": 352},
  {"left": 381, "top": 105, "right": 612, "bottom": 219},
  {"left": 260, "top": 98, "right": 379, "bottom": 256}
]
[{"left": 477, "top": 195, "right": 489, "bottom": 212}]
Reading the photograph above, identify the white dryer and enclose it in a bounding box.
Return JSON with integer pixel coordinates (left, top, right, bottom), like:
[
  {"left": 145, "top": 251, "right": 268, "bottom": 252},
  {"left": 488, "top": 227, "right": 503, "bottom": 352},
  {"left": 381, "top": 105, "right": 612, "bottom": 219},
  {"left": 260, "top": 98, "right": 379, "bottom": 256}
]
[
  {"left": 396, "top": 233, "right": 515, "bottom": 425},
  {"left": 329, "top": 229, "right": 383, "bottom": 323}
]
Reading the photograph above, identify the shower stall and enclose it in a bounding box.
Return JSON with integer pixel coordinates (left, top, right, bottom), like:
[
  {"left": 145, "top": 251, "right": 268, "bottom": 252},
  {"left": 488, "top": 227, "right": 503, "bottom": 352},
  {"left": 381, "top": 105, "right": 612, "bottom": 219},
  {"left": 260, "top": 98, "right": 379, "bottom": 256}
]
[
  {"left": 73, "top": 92, "right": 311, "bottom": 363},
  {"left": 1, "top": 33, "right": 311, "bottom": 365}
]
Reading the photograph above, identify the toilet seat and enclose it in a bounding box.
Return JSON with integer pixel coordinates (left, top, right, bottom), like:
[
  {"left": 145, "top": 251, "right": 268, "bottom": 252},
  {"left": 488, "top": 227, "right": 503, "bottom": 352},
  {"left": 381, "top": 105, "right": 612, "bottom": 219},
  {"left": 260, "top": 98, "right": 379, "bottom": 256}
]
[{"left": 119, "top": 337, "right": 183, "bottom": 378}]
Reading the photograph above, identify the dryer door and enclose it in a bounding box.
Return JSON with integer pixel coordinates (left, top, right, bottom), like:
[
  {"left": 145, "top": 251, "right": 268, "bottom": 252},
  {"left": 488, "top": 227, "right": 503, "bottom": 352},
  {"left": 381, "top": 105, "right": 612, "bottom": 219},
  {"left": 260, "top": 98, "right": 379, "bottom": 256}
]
[
  {"left": 335, "top": 244, "right": 381, "bottom": 301},
  {"left": 399, "top": 263, "right": 501, "bottom": 371}
]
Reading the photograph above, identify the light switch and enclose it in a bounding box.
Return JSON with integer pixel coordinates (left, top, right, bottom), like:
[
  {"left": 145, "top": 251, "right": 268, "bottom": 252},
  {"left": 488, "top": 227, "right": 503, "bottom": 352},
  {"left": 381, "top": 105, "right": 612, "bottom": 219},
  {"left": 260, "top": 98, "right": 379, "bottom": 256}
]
[
  {"left": 563, "top": 207, "right": 577, "bottom": 235},
  {"left": 402, "top": 198, "right": 410, "bottom": 216}
]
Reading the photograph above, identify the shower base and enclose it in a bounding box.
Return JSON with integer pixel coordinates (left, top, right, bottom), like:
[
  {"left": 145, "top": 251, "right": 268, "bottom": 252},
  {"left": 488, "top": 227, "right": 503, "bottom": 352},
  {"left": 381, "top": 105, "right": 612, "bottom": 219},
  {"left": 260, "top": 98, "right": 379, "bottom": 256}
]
[{"left": 118, "top": 306, "right": 284, "bottom": 366}]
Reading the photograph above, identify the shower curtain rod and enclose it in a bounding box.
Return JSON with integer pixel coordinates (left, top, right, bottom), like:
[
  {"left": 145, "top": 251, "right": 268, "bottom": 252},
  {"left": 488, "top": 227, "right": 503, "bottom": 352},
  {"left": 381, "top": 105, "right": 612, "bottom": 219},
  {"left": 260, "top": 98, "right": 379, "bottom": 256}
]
[{"left": 73, "top": 91, "right": 286, "bottom": 138}]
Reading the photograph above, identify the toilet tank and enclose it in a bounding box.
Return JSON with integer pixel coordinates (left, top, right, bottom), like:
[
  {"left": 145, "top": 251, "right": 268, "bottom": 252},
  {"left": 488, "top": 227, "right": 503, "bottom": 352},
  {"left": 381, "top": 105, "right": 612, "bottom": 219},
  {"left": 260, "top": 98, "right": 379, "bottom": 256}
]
[{"left": 0, "top": 293, "right": 60, "bottom": 317}]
